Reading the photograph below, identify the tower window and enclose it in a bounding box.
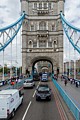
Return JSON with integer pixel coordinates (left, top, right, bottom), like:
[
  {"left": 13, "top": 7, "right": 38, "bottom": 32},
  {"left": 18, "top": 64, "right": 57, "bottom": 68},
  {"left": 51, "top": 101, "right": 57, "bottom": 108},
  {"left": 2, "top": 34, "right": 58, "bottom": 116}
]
[
  {"left": 34, "top": 3, "right": 37, "bottom": 9},
  {"left": 49, "top": 3, "right": 51, "bottom": 9},
  {"left": 39, "top": 40, "right": 46, "bottom": 47},
  {"left": 39, "top": 21, "right": 46, "bottom": 30},
  {"left": 48, "top": 42, "right": 52, "bottom": 47},
  {"left": 31, "top": 25, "right": 34, "bottom": 31},
  {"left": 44, "top": 3, "right": 47, "bottom": 9},
  {"left": 39, "top": 3, "right": 42, "bottom": 9},
  {"left": 52, "top": 24, "right": 56, "bottom": 31},
  {"left": 33, "top": 42, "right": 37, "bottom": 48}
]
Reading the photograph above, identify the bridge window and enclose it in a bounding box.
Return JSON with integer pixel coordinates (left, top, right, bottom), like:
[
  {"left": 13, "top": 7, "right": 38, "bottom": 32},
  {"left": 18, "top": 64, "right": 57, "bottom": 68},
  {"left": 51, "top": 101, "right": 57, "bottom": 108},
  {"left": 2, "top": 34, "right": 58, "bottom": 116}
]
[
  {"left": 48, "top": 42, "right": 52, "bottom": 47},
  {"left": 48, "top": 3, "right": 51, "bottom": 9},
  {"left": 39, "top": 21, "right": 46, "bottom": 30},
  {"left": 33, "top": 42, "right": 37, "bottom": 48},
  {"left": 39, "top": 3, "right": 42, "bottom": 9},
  {"left": 39, "top": 40, "right": 46, "bottom": 47},
  {"left": 44, "top": 3, "right": 47, "bottom": 9},
  {"left": 52, "top": 24, "right": 56, "bottom": 31},
  {"left": 28, "top": 40, "right": 33, "bottom": 48},
  {"left": 34, "top": 3, "right": 37, "bottom": 9},
  {"left": 31, "top": 25, "right": 34, "bottom": 31}
]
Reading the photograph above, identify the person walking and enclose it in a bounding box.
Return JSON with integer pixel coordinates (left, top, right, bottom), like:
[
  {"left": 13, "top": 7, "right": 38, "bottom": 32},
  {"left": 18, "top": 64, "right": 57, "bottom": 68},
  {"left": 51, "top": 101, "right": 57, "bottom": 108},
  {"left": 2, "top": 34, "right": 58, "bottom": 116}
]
[{"left": 64, "top": 79, "right": 67, "bottom": 86}]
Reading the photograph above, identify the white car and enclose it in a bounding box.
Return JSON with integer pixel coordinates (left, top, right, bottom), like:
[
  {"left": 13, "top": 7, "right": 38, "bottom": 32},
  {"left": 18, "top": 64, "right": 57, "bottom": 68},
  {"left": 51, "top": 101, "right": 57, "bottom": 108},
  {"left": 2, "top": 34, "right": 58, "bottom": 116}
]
[
  {"left": 0, "top": 81, "right": 3, "bottom": 86},
  {"left": 23, "top": 79, "right": 35, "bottom": 88}
]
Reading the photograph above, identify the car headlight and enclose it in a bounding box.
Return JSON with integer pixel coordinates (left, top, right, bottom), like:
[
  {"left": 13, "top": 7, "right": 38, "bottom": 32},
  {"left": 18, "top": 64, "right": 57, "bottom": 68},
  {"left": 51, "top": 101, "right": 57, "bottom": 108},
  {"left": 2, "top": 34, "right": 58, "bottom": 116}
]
[{"left": 36, "top": 93, "right": 40, "bottom": 96}]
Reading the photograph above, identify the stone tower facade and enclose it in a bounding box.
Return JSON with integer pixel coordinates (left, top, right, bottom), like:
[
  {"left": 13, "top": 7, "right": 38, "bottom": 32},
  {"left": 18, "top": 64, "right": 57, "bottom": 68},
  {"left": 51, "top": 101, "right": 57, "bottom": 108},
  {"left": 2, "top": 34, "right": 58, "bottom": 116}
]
[{"left": 20, "top": 0, "right": 64, "bottom": 75}]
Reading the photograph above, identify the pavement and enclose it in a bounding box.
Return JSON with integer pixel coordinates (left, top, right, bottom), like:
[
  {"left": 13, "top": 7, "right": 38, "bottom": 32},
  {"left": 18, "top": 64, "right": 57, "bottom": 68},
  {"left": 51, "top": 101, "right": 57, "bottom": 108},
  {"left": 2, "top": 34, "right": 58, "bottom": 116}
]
[{"left": 57, "top": 78, "right": 80, "bottom": 110}]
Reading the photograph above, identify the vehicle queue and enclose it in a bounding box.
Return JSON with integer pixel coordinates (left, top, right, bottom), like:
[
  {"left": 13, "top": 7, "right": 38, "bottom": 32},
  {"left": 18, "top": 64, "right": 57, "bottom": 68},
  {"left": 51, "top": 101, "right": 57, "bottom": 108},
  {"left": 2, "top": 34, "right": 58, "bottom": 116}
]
[{"left": 0, "top": 72, "right": 52, "bottom": 119}]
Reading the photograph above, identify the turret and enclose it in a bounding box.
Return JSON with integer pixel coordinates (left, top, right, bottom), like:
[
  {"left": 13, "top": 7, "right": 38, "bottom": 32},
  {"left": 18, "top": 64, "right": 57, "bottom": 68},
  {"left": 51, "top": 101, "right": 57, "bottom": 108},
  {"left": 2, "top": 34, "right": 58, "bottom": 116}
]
[
  {"left": 20, "top": 0, "right": 28, "bottom": 15},
  {"left": 58, "top": 0, "right": 65, "bottom": 14}
]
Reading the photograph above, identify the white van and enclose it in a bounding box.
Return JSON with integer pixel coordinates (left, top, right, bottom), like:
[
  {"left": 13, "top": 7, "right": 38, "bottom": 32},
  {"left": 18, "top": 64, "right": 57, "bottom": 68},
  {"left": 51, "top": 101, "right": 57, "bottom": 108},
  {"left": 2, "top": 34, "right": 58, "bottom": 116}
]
[{"left": 0, "top": 89, "right": 23, "bottom": 119}]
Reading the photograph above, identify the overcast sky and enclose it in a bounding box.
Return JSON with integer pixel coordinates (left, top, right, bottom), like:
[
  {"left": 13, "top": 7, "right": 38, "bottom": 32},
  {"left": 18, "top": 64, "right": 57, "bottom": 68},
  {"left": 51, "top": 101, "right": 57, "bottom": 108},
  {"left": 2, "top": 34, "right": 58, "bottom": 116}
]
[{"left": 0, "top": 0, "right": 80, "bottom": 67}]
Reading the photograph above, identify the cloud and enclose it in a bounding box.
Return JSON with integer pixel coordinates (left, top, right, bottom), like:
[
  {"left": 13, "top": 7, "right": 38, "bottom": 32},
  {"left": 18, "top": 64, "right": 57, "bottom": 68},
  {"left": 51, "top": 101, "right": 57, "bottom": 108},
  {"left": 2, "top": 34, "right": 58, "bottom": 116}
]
[
  {"left": 0, "top": 5, "right": 7, "bottom": 9},
  {"left": 64, "top": 0, "right": 80, "bottom": 62},
  {"left": 0, "top": 0, "right": 21, "bottom": 28},
  {"left": 0, "top": 0, "right": 80, "bottom": 65}
]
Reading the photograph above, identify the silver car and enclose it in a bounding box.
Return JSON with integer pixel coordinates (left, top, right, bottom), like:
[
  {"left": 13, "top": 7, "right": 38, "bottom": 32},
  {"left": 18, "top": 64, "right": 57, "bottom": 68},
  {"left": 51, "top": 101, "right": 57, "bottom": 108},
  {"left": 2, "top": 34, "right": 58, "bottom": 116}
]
[{"left": 23, "top": 79, "right": 35, "bottom": 88}]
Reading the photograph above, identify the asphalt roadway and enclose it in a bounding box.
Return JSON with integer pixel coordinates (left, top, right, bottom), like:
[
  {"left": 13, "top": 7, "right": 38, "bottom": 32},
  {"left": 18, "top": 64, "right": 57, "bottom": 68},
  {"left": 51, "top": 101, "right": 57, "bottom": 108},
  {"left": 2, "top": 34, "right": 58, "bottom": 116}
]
[{"left": 0, "top": 79, "right": 75, "bottom": 120}]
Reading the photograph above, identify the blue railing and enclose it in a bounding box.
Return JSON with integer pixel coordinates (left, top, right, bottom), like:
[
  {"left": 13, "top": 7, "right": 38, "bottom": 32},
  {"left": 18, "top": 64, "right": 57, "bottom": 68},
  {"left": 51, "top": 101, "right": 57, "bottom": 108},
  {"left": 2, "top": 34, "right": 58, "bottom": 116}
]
[{"left": 52, "top": 78, "right": 80, "bottom": 120}]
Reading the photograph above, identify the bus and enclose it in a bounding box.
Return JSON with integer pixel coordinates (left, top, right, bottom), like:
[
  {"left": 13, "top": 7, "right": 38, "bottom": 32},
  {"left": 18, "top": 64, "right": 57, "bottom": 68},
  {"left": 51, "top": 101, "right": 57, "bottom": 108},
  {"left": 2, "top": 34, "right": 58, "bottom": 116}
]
[{"left": 41, "top": 73, "right": 48, "bottom": 82}]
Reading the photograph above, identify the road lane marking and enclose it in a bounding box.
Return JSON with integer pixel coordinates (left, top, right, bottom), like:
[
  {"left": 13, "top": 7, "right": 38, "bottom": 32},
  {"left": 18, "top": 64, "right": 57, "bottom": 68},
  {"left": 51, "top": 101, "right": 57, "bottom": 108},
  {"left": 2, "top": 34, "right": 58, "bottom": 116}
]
[
  {"left": 37, "top": 81, "right": 40, "bottom": 89},
  {"left": 32, "top": 90, "right": 36, "bottom": 97},
  {"left": 32, "top": 81, "right": 41, "bottom": 98},
  {"left": 32, "top": 81, "right": 40, "bottom": 98},
  {"left": 22, "top": 101, "right": 32, "bottom": 120}
]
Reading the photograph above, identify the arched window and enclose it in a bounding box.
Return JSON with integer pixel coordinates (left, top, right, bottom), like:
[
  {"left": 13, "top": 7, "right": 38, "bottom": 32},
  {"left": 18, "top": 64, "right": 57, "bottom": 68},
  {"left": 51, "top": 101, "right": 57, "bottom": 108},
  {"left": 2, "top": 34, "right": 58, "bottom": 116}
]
[
  {"left": 39, "top": 21, "right": 46, "bottom": 30},
  {"left": 28, "top": 40, "right": 33, "bottom": 48}
]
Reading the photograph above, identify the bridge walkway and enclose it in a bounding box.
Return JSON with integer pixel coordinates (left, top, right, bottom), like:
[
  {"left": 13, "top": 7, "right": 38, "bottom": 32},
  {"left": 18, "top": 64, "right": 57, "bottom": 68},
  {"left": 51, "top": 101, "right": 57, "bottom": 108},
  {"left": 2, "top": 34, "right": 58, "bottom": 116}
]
[{"left": 57, "top": 78, "right": 80, "bottom": 110}]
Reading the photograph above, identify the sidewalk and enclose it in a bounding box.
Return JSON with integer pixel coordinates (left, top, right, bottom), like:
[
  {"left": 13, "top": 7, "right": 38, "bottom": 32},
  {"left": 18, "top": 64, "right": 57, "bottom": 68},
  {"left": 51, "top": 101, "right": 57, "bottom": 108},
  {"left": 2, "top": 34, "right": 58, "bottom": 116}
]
[{"left": 57, "top": 78, "right": 80, "bottom": 110}]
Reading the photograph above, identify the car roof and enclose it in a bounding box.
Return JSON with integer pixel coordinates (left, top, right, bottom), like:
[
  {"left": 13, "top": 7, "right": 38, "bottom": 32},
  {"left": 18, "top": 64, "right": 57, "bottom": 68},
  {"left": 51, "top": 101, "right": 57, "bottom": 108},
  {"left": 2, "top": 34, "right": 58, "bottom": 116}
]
[
  {"left": 39, "top": 84, "right": 49, "bottom": 87},
  {"left": 25, "top": 79, "right": 33, "bottom": 81}
]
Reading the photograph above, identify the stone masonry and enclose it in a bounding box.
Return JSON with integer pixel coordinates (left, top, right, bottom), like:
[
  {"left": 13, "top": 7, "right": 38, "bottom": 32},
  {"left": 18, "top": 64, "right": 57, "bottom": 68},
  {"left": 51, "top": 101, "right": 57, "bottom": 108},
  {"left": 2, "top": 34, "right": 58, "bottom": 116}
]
[{"left": 20, "top": 0, "right": 64, "bottom": 75}]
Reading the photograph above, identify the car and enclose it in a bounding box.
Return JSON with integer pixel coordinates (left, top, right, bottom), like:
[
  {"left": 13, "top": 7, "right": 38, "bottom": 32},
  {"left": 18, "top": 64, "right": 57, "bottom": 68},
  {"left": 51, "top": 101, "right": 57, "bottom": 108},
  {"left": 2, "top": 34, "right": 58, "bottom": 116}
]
[
  {"left": 33, "top": 73, "right": 40, "bottom": 81},
  {"left": 36, "top": 84, "right": 51, "bottom": 101},
  {"left": 0, "top": 81, "right": 2, "bottom": 86},
  {"left": 23, "top": 79, "right": 35, "bottom": 88}
]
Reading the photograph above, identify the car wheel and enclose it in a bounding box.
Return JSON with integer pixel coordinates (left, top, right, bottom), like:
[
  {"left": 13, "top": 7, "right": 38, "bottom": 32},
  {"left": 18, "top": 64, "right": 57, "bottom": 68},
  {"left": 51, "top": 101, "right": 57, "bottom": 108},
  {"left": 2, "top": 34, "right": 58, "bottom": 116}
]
[
  {"left": 11, "top": 110, "right": 15, "bottom": 118},
  {"left": 36, "top": 97, "right": 39, "bottom": 101},
  {"left": 48, "top": 97, "right": 51, "bottom": 101},
  {"left": 21, "top": 98, "right": 23, "bottom": 105}
]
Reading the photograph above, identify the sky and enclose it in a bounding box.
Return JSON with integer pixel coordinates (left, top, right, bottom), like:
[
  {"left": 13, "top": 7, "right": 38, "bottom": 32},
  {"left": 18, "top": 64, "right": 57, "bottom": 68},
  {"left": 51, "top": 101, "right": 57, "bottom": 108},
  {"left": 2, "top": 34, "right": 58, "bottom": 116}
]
[{"left": 0, "top": 0, "right": 80, "bottom": 67}]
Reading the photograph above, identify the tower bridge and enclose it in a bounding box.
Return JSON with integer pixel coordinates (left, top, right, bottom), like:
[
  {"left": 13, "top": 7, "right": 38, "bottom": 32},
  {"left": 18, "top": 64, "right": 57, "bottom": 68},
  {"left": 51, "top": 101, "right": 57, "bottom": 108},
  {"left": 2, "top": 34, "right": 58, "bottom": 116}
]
[
  {"left": 21, "top": 0, "right": 64, "bottom": 75},
  {"left": 0, "top": 1, "right": 80, "bottom": 120}
]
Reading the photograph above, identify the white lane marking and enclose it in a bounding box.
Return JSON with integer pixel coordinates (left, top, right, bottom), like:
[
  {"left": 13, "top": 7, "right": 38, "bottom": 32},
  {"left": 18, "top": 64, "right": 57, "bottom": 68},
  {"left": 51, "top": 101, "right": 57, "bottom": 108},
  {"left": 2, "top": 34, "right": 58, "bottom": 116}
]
[
  {"left": 32, "top": 81, "right": 41, "bottom": 97},
  {"left": 22, "top": 101, "right": 32, "bottom": 120},
  {"left": 32, "top": 90, "right": 36, "bottom": 97},
  {"left": 37, "top": 81, "right": 41, "bottom": 89}
]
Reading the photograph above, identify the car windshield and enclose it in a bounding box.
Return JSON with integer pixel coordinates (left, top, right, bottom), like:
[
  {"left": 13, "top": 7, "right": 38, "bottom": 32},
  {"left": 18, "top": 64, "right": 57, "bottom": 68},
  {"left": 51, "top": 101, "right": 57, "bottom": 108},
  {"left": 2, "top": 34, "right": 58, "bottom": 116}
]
[
  {"left": 25, "top": 79, "right": 33, "bottom": 83},
  {"left": 38, "top": 86, "right": 49, "bottom": 91}
]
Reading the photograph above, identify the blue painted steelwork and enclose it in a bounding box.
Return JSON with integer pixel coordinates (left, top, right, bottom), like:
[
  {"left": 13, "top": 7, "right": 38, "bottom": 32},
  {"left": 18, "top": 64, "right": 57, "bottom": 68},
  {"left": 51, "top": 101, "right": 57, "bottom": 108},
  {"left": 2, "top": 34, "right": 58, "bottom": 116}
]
[
  {"left": 0, "top": 13, "right": 25, "bottom": 52},
  {"left": 0, "top": 13, "right": 25, "bottom": 32},
  {"left": 60, "top": 12, "right": 80, "bottom": 53},
  {"left": 60, "top": 12, "right": 80, "bottom": 32},
  {"left": 52, "top": 76, "right": 80, "bottom": 120}
]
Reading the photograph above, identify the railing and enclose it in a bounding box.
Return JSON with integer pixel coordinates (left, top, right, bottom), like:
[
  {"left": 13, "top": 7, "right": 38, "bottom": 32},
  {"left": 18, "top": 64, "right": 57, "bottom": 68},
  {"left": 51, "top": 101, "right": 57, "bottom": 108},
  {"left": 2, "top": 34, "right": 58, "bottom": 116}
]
[{"left": 52, "top": 77, "right": 80, "bottom": 120}]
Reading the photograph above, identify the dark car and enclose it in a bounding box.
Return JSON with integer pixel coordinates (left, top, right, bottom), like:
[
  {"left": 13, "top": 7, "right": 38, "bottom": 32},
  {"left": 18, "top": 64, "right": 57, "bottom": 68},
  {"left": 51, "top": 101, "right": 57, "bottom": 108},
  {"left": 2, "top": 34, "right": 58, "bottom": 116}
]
[
  {"left": 36, "top": 84, "right": 51, "bottom": 101},
  {"left": 33, "top": 73, "right": 40, "bottom": 81}
]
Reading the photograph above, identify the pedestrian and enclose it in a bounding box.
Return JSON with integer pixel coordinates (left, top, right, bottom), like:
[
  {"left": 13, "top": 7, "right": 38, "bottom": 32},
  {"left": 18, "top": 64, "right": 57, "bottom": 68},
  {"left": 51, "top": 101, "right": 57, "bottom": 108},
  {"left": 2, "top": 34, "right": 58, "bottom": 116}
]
[
  {"left": 16, "top": 78, "right": 18, "bottom": 83},
  {"left": 76, "top": 81, "right": 78, "bottom": 88},
  {"left": 70, "top": 78, "right": 73, "bottom": 84},
  {"left": 64, "top": 79, "right": 67, "bottom": 86}
]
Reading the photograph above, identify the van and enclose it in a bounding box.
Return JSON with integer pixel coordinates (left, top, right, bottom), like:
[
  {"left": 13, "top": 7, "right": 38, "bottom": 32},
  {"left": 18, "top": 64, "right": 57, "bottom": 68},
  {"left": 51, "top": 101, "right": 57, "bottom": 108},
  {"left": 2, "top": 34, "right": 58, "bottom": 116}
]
[{"left": 0, "top": 89, "right": 23, "bottom": 119}]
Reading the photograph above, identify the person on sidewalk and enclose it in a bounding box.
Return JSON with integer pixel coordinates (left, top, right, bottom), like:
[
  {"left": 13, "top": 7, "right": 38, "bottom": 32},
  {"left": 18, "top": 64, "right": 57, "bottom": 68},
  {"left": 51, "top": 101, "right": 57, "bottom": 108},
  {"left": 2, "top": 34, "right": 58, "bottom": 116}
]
[
  {"left": 76, "top": 81, "right": 78, "bottom": 88},
  {"left": 64, "top": 79, "right": 67, "bottom": 86},
  {"left": 70, "top": 78, "right": 73, "bottom": 84}
]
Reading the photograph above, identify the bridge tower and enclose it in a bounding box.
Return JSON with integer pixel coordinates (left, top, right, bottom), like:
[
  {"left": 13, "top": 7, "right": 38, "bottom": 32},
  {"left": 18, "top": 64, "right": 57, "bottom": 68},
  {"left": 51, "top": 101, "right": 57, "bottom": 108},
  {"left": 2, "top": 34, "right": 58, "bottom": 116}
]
[{"left": 20, "top": 0, "right": 64, "bottom": 75}]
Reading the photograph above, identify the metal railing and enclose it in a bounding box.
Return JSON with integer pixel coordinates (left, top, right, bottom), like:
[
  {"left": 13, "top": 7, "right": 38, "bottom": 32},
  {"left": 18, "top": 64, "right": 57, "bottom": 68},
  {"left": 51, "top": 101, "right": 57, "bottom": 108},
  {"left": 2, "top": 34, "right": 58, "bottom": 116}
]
[{"left": 52, "top": 77, "right": 80, "bottom": 120}]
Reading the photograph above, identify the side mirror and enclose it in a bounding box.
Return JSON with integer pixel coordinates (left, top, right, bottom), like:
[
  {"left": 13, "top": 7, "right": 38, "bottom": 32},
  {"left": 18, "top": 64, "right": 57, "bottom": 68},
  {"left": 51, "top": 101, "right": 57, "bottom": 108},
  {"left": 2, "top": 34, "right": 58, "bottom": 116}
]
[
  {"left": 21, "top": 92, "right": 24, "bottom": 96},
  {"left": 50, "top": 88, "right": 51, "bottom": 91}
]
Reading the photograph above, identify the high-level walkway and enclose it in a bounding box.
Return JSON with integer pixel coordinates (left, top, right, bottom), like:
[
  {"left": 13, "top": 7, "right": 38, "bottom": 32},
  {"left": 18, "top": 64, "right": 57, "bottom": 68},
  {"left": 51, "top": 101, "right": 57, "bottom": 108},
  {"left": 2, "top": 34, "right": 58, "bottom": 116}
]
[{"left": 57, "top": 78, "right": 80, "bottom": 110}]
